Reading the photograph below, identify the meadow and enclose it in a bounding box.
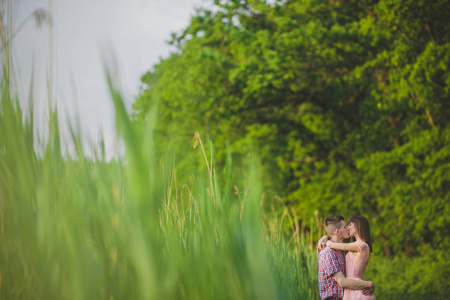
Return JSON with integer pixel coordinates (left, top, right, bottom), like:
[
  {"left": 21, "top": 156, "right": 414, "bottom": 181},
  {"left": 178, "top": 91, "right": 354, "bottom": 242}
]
[
  {"left": 0, "top": 76, "right": 321, "bottom": 299},
  {"left": 2, "top": 0, "right": 450, "bottom": 297},
  {"left": 2, "top": 70, "right": 450, "bottom": 299}
]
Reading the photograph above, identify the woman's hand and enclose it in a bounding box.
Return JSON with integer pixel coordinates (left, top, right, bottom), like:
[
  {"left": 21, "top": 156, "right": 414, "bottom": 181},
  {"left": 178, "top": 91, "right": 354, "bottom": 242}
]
[{"left": 317, "top": 235, "right": 330, "bottom": 253}]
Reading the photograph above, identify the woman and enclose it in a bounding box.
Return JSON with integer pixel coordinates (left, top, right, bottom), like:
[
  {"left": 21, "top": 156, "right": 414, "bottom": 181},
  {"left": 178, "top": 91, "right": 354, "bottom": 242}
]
[{"left": 319, "top": 215, "right": 376, "bottom": 300}]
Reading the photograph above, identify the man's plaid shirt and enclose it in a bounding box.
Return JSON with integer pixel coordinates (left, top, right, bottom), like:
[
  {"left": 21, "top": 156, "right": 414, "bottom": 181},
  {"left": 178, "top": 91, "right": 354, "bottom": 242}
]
[{"left": 318, "top": 246, "right": 346, "bottom": 300}]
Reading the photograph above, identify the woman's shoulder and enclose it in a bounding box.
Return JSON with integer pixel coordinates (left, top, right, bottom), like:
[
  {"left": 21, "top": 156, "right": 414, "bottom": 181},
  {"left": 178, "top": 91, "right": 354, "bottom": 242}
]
[{"left": 355, "top": 240, "right": 369, "bottom": 251}]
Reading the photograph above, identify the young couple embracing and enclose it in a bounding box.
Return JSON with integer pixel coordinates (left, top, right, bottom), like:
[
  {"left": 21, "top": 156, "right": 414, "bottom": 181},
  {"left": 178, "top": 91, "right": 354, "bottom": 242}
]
[{"left": 317, "top": 215, "right": 376, "bottom": 300}]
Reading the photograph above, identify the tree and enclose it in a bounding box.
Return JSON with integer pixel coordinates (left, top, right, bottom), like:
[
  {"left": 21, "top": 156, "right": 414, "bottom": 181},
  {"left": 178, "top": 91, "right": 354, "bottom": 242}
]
[{"left": 133, "top": 0, "right": 450, "bottom": 258}]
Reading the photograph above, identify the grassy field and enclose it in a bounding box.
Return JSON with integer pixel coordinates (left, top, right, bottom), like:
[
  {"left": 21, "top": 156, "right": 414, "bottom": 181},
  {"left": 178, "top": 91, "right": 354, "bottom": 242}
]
[
  {"left": 3, "top": 71, "right": 447, "bottom": 300},
  {"left": 0, "top": 77, "right": 319, "bottom": 299}
]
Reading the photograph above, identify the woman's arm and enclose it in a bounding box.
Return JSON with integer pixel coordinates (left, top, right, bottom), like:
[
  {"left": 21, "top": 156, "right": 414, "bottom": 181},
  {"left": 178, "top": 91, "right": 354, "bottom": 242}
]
[
  {"left": 326, "top": 240, "right": 361, "bottom": 252},
  {"left": 317, "top": 235, "right": 330, "bottom": 253}
]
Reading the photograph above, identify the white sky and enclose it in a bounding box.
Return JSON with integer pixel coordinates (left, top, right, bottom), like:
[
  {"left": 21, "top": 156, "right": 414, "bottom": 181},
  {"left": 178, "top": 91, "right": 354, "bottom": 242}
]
[{"left": 10, "top": 0, "right": 213, "bottom": 159}]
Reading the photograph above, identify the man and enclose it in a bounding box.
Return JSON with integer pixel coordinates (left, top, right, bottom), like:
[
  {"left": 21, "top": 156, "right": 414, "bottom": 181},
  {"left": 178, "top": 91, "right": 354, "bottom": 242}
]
[{"left": 318, "top": 215, "right": 375, "bottom": 300}]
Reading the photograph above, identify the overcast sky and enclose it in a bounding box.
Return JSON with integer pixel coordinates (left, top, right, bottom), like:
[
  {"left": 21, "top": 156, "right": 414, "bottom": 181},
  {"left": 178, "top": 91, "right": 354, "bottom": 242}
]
[{"left": 11, "top": 0, "right": 212, "bottom": 159}]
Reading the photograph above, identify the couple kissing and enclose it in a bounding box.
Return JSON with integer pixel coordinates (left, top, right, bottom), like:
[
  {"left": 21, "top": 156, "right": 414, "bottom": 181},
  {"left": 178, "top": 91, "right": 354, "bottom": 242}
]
[{"left": 317, "top": 215, "right": 376, "bottom": 300}]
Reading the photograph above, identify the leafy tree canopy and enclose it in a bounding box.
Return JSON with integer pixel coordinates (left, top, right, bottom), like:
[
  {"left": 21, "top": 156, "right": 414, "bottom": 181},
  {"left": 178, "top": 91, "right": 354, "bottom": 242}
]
[{"left": 133, "top": 0, "right": 450, "bottom": 258}]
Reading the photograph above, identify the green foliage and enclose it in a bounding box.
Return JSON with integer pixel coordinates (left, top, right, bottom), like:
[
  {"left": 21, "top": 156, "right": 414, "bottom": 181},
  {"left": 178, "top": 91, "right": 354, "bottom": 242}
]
[
  {"left": 133, "top": 0, "right": 450, "bottom": 264},
  {"left": 366, "top": 251, "right": 450, "bottom": 299},
  {"left": 0, "top": 75, "right": 318, "bottom": 299},
  {"left": 356, "top": 127, "right": 450, "bottom": 256}
]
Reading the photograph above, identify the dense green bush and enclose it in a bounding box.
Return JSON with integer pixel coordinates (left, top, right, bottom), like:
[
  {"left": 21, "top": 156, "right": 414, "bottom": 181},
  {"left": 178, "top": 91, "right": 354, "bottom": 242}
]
[{"left": 366, "top": 251, "right": 450, "bottom": 299}]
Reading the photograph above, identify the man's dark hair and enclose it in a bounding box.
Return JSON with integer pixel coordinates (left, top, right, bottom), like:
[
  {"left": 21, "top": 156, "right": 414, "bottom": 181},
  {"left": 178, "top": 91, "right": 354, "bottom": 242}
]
[{"left": 324, "top": 215, "right": 345, "bottom": 236}]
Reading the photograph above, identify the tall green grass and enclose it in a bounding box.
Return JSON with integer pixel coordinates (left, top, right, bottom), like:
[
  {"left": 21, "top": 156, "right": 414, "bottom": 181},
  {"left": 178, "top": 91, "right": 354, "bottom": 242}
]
[{"left": 0, "top": 72, "right": 318, "bottom": 299}]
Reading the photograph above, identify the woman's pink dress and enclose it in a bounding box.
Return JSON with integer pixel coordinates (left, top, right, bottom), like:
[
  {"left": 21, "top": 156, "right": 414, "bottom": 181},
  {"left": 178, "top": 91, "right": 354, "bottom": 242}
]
[{"left": 343, "top": 241, "right": 376, "bottom": 300}]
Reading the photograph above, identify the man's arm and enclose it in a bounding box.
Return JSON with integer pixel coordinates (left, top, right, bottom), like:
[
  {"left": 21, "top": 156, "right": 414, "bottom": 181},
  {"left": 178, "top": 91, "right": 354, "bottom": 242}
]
[{"left": 332, "top": 272, "right": 375, "bottom": 294}]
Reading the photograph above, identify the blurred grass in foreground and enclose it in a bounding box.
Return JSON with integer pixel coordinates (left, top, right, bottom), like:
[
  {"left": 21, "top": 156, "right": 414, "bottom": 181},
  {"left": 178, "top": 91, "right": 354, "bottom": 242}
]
[{"left": 0, "top": 72, "right": 318, "bottom": 299}]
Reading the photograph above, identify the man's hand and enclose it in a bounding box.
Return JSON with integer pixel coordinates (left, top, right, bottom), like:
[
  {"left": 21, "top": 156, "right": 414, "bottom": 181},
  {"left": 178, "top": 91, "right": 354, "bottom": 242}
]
[
  {"left": 317, "top": 235, "right": 329, "bottom": 253},
  {"left": 362, "top": 281, "right": 375, "bottom": 295}
]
